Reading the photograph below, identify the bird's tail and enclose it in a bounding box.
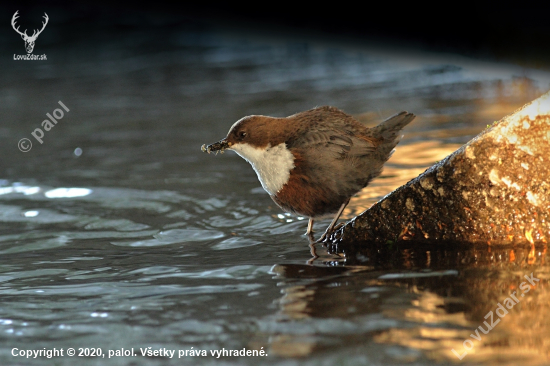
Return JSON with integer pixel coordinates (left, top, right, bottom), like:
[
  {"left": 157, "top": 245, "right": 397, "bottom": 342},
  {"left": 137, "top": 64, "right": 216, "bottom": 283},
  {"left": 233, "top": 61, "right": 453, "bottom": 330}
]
[{"left": 373, "top": 111, "right": 416, "bottom": 141}]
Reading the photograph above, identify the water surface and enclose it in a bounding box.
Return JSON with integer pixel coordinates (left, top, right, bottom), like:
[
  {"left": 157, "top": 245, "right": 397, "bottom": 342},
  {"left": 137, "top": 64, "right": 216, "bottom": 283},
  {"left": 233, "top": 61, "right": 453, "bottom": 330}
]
[{"left": 1, "top": 25, "right": 550, "bottom": 365}]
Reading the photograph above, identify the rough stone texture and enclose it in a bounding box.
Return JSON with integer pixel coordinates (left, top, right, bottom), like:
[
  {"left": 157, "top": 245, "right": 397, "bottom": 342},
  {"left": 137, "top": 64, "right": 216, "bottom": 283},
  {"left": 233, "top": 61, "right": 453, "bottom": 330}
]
[{"left": 327, "top": 91, "right": 550, "bottom": 250}]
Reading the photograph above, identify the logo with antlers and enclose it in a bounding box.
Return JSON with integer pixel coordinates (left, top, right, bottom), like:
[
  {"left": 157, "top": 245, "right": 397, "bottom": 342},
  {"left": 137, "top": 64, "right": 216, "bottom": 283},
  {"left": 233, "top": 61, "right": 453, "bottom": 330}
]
[{"left": 11, "top": 10, "right": 49, "bottom": 54}]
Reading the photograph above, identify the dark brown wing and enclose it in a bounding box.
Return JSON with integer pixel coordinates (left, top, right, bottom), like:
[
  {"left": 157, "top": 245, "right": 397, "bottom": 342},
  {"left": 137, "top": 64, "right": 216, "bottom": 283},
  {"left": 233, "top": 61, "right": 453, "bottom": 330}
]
[
  {"left": 285, "top": 106, "right": 377, "bottom": 158},
  {"left": 287, "top": 126, "right": 376, "bottom": 158}
]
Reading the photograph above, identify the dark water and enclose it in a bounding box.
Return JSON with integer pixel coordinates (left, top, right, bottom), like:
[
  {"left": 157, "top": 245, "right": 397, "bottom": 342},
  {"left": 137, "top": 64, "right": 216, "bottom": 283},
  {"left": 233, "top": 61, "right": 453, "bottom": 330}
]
[{"left": 1, "top": 24, "right": 550, "bottom": 365}]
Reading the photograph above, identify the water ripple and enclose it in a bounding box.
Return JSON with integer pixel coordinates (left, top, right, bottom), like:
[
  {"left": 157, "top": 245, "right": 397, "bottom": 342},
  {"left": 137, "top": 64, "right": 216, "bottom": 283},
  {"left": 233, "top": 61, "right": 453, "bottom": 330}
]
[{"left": 111, "top": 229, "right": 225, "bottom": 247}]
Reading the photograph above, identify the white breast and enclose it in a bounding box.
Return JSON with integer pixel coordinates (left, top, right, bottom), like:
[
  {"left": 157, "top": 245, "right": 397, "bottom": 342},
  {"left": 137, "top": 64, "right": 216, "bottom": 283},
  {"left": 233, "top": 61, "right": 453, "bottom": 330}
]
[{"left": 231, "top": 142, "right": 295, "bottom": 195}]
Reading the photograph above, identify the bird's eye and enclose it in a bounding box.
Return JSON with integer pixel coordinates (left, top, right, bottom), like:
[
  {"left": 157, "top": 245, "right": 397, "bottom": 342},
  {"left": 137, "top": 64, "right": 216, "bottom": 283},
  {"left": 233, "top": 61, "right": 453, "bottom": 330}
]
[{"left": 239, "top": 131, "right": 247, "bottom": 139}]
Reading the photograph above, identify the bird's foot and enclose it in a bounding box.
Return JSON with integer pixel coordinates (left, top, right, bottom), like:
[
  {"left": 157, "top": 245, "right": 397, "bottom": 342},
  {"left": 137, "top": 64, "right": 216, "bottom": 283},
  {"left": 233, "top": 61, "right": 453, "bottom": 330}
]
[
  {"left": 312, "top": 230, "right": 331, "bottom": 245},
  {"left": 312, "top": 223, "right": 344, "bottom": 244},
  {"left": 306, "top": 222, "right": 346, "bottom": 264}
]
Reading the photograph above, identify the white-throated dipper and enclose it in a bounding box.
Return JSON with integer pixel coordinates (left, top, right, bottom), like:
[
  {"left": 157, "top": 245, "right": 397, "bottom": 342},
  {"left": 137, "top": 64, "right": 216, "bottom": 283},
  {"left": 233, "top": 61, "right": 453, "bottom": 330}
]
[{"left": 201, "top": 106, "right": 415, "bottom": 242}]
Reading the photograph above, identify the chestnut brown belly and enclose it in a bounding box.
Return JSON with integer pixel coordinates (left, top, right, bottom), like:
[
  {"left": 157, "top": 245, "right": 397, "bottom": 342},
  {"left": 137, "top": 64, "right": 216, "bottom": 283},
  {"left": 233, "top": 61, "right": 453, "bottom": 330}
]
[{"left": 271, "top": 173, "right": 347, "bottom": 218}]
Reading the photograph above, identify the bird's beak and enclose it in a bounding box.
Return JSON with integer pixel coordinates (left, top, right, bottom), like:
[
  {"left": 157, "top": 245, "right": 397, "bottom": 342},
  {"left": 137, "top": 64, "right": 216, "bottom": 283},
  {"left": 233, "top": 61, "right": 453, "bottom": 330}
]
[{"left": 201, "top": 138, "right": 232, "bottom": 154}]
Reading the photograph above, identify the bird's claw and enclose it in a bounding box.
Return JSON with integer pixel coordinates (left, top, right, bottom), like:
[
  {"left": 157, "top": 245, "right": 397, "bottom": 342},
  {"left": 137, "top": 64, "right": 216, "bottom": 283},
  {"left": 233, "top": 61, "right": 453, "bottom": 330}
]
[
  {"left": 311, "top": 223, "right": 344, "bottom": 245},
  {"left": 311, "top": 230, "right": 329, "bottom": 245}
]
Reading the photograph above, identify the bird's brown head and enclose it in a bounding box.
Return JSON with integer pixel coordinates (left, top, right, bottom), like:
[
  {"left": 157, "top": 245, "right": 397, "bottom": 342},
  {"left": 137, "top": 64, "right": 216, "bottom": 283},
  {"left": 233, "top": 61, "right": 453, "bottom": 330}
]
[{"left": 201, "top": 115, "right": 284, "bottom": 154}]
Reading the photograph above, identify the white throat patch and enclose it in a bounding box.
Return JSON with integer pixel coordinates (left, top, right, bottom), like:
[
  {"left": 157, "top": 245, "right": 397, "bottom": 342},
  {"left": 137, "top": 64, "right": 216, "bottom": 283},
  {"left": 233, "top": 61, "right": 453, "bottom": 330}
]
[{"left": 231, "top": 142, "right": 295, "bottom": 196}]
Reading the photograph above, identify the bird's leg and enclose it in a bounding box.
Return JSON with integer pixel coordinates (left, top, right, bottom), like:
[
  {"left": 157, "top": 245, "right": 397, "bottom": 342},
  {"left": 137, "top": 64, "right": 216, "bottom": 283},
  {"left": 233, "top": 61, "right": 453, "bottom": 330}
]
[
  {"left": 305, "top": 218, "right": 314, "bottom": 236},
  {"left": 326, "top": 198, "right": 350, "bottom": 233},
  {"left": 315, "top": 198, "right": 350, "bottom": 243}
]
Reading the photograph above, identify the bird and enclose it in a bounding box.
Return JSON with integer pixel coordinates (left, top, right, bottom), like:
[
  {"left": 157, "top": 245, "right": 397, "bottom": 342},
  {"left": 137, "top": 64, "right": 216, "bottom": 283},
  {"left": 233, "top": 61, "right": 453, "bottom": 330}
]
[{"left": 201, "top": 106, "right": 415, "bottom": 243}]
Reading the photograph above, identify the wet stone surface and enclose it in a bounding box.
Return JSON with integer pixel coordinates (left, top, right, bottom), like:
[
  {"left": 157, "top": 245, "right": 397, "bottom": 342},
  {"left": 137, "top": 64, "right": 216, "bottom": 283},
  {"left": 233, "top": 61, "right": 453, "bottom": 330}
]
[{"left": 329, "top": 92, "right": 550, "bottom": 250}]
